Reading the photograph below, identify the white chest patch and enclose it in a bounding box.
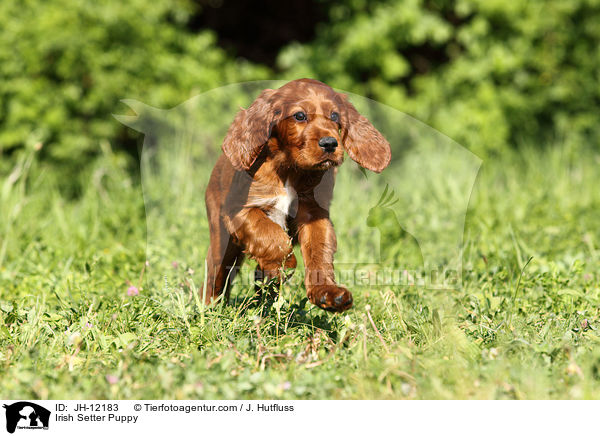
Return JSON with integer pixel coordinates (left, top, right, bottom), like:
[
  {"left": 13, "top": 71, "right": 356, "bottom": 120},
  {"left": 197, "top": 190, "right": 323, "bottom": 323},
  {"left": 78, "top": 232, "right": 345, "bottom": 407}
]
[{"left": 266, "top": 180, "right": 297, "bottom": 230}]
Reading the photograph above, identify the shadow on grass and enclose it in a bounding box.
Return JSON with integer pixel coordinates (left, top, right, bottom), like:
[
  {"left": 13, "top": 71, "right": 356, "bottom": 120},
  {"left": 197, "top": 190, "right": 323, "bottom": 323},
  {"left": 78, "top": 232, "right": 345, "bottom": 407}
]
[{"left": 228, "top": 285, "right": 339, "bottom": 341}]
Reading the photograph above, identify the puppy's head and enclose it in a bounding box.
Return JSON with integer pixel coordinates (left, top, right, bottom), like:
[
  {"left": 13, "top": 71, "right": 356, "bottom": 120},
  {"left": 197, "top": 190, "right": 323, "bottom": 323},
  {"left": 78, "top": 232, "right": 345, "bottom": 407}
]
[{"left": 222, "top": 79, "right": 391, "bottom": 173}]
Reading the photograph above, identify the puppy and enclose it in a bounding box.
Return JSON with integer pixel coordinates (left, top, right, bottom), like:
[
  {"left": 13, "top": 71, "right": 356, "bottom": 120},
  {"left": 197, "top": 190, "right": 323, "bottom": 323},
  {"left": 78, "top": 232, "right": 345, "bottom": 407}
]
[{"left": 204, "top": 79, "right": 391, "bottom": 312}]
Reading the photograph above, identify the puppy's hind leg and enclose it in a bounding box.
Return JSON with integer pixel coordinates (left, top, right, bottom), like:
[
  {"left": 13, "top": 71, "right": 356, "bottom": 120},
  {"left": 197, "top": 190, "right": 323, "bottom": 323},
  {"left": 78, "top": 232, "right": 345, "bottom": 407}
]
[{"left": 203, "top": 218, "right": 244, "bottom": 304}]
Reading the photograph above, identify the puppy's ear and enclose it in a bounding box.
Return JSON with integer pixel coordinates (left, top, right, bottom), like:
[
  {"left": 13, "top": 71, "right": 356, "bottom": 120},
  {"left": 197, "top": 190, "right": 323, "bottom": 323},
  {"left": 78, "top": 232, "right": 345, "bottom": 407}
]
[
  {"left": 337, "top": 93, "right": 391, "bottom": 173},
  {"left": 222, "top": 89, "right": 281, "bottom": 171}
]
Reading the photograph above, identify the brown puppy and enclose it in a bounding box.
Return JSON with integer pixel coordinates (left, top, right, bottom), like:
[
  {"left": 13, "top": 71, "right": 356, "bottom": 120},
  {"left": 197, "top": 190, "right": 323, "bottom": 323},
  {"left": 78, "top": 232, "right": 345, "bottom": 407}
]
[{"left": 204, "top": 79, "right": 391, "bottom": 312}]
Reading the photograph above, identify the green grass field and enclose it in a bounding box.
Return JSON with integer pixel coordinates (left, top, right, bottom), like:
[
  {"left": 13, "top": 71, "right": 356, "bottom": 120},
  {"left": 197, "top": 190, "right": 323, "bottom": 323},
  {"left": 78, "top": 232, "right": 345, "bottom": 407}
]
[{"left": 1, "top": 136, "right": 599, "bottom": 399}]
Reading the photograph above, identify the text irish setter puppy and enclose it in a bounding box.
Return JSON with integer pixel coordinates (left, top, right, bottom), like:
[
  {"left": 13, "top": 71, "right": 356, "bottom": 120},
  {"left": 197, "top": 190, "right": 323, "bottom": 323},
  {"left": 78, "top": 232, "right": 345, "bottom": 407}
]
[{"left": 204, "top": 79, "right": 391, "bottom": 312}]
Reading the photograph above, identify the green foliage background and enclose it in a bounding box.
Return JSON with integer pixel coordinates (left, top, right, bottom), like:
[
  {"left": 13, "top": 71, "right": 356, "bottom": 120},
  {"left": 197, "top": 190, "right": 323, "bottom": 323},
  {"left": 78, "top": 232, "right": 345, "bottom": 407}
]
[
  {"left": 2, "top": 0, "right": 599, "bottom": 171},
  {"left": 0, "top": 0, "right": 267, "bottom": 178}
]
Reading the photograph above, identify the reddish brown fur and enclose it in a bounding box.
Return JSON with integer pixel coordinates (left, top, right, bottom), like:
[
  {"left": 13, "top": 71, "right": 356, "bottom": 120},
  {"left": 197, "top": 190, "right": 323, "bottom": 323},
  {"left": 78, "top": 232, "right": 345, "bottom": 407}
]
[{"left": 204, "top": 79, "right": 391, "bottom": 312}]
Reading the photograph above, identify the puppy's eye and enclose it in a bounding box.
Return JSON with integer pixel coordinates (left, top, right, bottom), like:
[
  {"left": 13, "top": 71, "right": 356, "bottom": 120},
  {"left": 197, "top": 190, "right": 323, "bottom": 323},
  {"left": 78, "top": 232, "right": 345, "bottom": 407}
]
[
  {"left": 331, "top": 112, "right": 340, "bottom": 122},
  {"left": 293, "top": 111, "right": 307, "bottom": 121}
]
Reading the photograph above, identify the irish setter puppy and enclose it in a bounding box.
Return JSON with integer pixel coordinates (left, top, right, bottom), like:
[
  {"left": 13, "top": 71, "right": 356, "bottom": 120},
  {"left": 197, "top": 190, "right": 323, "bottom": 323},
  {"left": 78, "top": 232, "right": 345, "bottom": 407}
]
[{"left": 204, "top": 79, "right": 391, "bottom": 312}]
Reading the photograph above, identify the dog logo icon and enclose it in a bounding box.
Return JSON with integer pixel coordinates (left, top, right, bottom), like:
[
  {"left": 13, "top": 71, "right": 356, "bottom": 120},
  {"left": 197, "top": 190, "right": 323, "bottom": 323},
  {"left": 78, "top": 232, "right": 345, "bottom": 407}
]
[{"left": 3, "top": 402, "right": 50, "bottom": 433}]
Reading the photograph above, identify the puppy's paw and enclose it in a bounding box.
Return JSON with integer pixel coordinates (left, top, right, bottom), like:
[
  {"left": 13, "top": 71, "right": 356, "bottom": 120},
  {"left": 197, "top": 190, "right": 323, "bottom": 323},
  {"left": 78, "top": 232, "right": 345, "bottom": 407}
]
[
  {"left": 284, "top": 252, "right": 297, "bottom": 270},
  {"left": 307, "top": 285, "right": 353, "bottom": 313},
  {"left": 257, "top": 252, "right": 297, "bottom": 282}
]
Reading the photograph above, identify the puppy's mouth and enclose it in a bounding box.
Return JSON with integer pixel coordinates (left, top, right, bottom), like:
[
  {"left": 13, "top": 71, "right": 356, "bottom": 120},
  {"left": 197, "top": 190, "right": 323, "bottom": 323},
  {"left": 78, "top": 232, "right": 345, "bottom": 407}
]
[{"left": 314, "top": 158, "right": 340, "bottom": 170}]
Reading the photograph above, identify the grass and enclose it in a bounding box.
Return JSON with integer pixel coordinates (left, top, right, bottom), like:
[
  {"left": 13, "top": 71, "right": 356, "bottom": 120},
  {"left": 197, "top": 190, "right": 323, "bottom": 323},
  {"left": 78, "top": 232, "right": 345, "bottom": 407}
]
[{"left": 1, "top": 133, "right": 600, "bottom": 399}]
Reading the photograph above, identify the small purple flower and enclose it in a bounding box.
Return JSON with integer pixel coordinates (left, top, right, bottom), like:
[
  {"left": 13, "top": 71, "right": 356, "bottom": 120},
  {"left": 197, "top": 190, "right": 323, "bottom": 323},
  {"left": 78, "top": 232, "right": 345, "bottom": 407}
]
[
  {"left": 172, "top": 261, "right": 179, "bottom": 269},
  {"left": 127, "top": 285, "right": 139, "bottom": 296},
  {"left": 85, "top": 322, "right": 93, "bottom": 329},
  {"left": 106, "top": 375, "right": 119, "bottom": 385}
]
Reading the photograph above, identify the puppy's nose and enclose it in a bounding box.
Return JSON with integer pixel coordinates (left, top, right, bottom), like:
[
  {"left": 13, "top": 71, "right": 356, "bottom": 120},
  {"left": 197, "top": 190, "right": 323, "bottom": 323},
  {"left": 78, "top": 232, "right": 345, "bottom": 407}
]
[{"left": 318, "top": 136, "right": 338, "bottom": 153}]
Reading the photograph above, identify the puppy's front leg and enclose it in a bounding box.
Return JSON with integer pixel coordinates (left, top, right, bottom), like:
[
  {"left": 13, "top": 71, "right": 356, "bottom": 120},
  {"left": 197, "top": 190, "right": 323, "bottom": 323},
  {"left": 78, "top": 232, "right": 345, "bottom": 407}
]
[
  {"left": 231, "top": 208, "right": 297, "bottom": 283},
  {"left": 297, "top": 202, "right": 353, "bottom": 312}
]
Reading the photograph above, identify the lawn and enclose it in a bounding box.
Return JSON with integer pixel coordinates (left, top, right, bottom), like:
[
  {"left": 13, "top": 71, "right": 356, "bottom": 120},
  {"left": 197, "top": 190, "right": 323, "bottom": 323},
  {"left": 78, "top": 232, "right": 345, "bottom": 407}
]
[{"left": 1, "top": 129, "right": 599, "bottom": 399}]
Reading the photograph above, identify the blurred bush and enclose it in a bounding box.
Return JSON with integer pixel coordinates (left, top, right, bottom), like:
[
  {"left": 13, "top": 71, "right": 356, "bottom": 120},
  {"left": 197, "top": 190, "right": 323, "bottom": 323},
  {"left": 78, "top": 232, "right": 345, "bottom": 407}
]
[
  {"left": 1, "top": 0, "right": 598, "bottom": 177},
  {"left": 278, "top": 0, "right": 600, "bottom": 156},
  {"left": 0, "top": 0, "right": 267, "bottom": 178}
]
